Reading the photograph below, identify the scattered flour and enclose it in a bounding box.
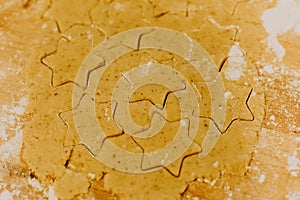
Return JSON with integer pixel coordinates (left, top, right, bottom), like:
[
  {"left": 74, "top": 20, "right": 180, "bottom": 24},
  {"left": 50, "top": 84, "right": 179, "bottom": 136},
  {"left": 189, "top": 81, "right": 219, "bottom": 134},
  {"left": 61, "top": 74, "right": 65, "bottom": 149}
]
[
  {"left": 262, "top": 0, "right": 300, "bottom": 60},
  {"left": 224, "top": 91, "right": 233, "bottom": 100},
  {"left": 0, "top": 97, "right": 28, "bottom": 163},
  {"left": 225, "top": 59, "right": 245, "bottom": 80},
  {"left": 0, "top": 95, "right": 30, "bottom": 197},
  {"left": 225, "top": 43, "right": 246, "bottom": 80},
  {"left": 88, "top": 173, "right": 96, "bottom": 179},
  {"left": 28, "top": 178, "right": 44, "bottom": 192},
  {"left": 263, "top": 65, "right": 274, "bottom": 74},
  {"left": 228, "top": 43, "right": 244, "bottom": 57},
  {"left": 287, "top": 151, "right": 299, "bottom": 177},
  {"left": 45, "top": 186, "right": 58, "bottom": 200},
  {"left": 213, "top": 161, "right": 219, "bottom": 168},
  {"left": 286, "top": 192, "right": 300, "bottom": 200},
  {"left": 0, "top": 190, "right": 13, "bottom": 200},
  {"left": 258, "top": 174, "right": 265, "bottom": 183}
]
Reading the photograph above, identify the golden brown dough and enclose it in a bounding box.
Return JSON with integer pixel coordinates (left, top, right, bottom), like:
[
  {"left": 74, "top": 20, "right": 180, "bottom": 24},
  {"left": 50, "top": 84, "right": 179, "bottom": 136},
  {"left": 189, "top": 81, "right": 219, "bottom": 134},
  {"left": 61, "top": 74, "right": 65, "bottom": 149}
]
[{"left": 0, "top": 0, "right": 299, "bottom": 199}]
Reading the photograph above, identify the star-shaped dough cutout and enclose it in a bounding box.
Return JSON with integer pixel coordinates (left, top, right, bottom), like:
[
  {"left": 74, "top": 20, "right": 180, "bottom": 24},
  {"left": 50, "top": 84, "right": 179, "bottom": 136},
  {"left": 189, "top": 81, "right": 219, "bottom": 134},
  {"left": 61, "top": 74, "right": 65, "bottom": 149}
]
[
  {"left": 41, "top": 25, "right": 104, "bottom": 87},
  {"left": 44, "top": 0, "right": 98, "bottom": 32}
]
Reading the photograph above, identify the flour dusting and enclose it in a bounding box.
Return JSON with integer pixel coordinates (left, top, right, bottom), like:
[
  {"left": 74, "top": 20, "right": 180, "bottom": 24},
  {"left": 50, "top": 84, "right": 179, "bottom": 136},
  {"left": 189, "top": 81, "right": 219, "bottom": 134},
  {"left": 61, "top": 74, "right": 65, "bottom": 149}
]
[
  {"left": 262, "top": 0, "right": 300, "bottom": 60},
  {"left": 287, "top": 150, "right": 300, "bottom": 177},
  {"left": 0, "top": 97, "right": 28, "bottom": 163},
  {"left": 225, "top": 43, "right": 246, "bottom": 80}
]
